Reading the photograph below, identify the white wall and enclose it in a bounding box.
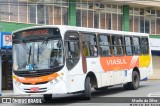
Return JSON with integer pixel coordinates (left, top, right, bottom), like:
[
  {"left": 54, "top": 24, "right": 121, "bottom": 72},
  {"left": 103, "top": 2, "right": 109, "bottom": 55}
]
[
  {"left": 148, "top": 56, "right": 160, "bottom": 79},
  {"left": 150, "top": 38, "right": 160, "bottom": 51},
  {"left": 149, "top": 38, "right": 160, "bottom": 79}
]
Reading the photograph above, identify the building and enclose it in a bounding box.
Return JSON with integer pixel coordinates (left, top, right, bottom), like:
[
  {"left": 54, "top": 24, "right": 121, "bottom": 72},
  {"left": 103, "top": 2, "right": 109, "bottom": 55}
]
[{"left": 0, "top": 0, "right": 160, "bottom": 89}]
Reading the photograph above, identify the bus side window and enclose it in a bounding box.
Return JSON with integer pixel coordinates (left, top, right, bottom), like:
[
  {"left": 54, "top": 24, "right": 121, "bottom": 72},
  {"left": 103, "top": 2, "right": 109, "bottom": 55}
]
[
  {"left": 65, "top": 32, "right": 80, "bottom": 70},
  {"left": 124, "top": 36, "right": 133, "bottom": 55},
  {"left": 82, "top": 33, "right": 97, "bottom": 57},
  {"left": 112, "top": 35, "right": 124, "bottom": 56},
  {"left": 133, "top": 37, "right": 141, "bottom": 55},
  {"left": 141, "top": 37, "right": 149, "bottom": 55},
  {"left": 98, "top": 34, "right": 112, "bottom": 56},
  {"left": 83, "top": 42, "right": 89, "bottom": 56}
]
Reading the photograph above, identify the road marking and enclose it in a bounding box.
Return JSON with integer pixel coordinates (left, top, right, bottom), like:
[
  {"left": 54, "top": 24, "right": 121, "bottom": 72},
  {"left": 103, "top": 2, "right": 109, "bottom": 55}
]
[{"left": 148, "top": 92, "right": 160, "bottom": 97}]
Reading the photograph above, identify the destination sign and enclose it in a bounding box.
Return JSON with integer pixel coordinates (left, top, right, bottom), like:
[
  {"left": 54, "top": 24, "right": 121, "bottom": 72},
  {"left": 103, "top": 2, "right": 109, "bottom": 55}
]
[
  {"left": 22, "top": 29, "right": 49, "bottom": 37},
  {"left": 13, "top": 28, "right": 61, "bottom": 42}
]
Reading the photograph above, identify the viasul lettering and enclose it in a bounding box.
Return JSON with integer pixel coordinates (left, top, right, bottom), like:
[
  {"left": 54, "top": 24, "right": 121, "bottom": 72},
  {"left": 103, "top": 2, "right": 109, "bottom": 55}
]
[{"left": 106, "top": 59, "right": 127, "bottom": 65}]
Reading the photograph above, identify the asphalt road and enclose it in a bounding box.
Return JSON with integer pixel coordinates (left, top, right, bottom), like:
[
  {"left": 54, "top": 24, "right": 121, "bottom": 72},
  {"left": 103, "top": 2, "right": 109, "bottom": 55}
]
[{"left": 1, "top": 80, "right": 160, "bottom": 106}]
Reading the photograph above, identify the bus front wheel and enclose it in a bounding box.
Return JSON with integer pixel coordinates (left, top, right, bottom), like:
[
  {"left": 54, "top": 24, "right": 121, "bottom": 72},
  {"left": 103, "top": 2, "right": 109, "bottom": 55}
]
[{"left": 84, "top": 77, "right": 91, "bottom": 100}]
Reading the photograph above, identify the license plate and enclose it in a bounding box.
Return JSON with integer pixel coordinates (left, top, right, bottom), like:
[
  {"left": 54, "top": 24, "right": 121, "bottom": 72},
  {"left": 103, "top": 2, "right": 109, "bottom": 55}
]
[{"left": 30, "top": 87, "right": 39, "bottom": 92}]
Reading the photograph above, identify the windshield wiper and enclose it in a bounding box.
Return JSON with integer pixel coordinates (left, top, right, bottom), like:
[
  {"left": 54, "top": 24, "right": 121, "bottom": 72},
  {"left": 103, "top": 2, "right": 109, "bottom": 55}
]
[
  {"left": 28, "top": 45, "right": 31, "bottom": 64},
  {"left": 39, "top": 37, "right": 48, "bottom": 55},
  {"left": 37, "top": 44, "right": 39, "bottom": 63}
]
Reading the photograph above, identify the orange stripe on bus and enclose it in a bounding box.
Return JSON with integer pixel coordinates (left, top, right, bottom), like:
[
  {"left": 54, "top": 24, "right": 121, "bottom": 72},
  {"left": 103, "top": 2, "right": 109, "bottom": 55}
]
[
  {"left": 100, "top": 56, "right": 139, "bottom": 72},
  {"left": 15, "top": 72, "right": 59, "bottom": 85}
]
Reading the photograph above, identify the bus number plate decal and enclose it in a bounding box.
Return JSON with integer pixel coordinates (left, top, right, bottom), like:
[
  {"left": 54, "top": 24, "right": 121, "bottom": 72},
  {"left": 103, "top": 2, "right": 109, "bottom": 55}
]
[{"left": 30, "top": 87, "right": 39, "bottom": 92}]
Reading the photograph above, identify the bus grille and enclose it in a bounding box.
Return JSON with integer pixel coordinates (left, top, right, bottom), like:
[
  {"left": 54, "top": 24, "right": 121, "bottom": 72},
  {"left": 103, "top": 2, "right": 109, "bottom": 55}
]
[
  {"left": 13, "top": 66, "right": 63, "bottom": 77},
  {"left": 24, "top": 88, "right": 47, "bottom": 93}
]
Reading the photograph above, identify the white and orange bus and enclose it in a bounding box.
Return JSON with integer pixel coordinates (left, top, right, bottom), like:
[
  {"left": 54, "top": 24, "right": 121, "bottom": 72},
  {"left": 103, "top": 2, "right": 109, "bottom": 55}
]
[{"left": 12, "top": 25, "right": 152, "bottom": 100}]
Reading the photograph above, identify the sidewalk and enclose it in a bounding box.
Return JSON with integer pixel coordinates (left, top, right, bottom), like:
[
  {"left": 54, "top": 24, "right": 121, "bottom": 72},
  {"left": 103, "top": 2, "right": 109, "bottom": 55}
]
[
  {"left": 148, "top": 92, "right": 160, "bottom": 97},
  {"left": 1, "top": 90, "right": 14, "bottom": 96},
  {"left": 1, "top": 90, "right": 43, "bottom": 97}
]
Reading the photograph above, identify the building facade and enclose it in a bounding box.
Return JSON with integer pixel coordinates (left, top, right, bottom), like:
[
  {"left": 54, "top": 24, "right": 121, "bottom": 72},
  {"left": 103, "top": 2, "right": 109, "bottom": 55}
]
[
  {"left": 0, "top": 0, "right": 160, "bottom": 89},
  {"left": 1, "top": 0, "right": 160, "bottom": 35}
]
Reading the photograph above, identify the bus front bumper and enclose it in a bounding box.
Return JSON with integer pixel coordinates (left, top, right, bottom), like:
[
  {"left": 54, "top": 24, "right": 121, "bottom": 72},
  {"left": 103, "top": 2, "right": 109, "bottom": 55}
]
[{"left": 13, "top": 78, "right": 67, "bottom": 95}]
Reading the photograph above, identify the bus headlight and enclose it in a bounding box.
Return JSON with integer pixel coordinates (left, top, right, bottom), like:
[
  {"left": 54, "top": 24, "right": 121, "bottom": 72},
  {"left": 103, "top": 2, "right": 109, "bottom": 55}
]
[
  {"left": 15, "top": 80, "right": 21, "bottom": 86},
  {"left": 49, "top": 80, "right": 54, "bottom": 84},
  {"left": 49, "top": 76, "right": 62, "bottom": 85}
]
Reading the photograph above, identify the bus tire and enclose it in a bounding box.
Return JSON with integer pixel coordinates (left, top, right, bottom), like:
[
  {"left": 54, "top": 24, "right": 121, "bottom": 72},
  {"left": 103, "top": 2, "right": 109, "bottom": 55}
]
[
  {"left": 43, "top": 94, "right": 52, "bottom": 101},
  {"left": 128, "top": 71, "right": 140, "bottom": 90},
  {"left": 84, "top": 77, "right": 91, "bottom": 100}
]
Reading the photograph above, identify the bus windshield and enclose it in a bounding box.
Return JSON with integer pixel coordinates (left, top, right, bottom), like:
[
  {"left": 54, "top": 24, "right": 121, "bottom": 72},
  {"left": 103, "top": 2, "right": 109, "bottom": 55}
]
[{"left": 13, "top": 39, "right": 64, "bottom": 71}]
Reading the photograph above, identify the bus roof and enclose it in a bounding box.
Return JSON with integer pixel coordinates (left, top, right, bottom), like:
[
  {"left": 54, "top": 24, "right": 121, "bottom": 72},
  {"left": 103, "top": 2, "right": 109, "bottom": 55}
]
[{"left": 12, "top": 25, "right": 149, "bottom": 37}]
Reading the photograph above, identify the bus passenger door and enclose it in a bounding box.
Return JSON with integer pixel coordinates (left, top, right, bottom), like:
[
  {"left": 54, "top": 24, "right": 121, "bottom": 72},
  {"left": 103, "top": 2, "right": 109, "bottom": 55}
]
[{"left": 64, "top": 31, "right": 85, "bottom": 93}]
